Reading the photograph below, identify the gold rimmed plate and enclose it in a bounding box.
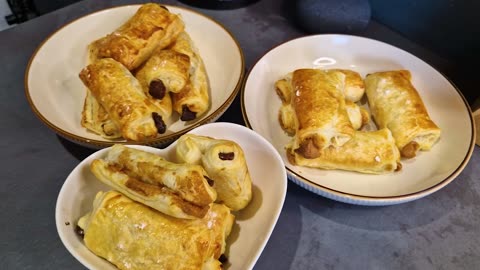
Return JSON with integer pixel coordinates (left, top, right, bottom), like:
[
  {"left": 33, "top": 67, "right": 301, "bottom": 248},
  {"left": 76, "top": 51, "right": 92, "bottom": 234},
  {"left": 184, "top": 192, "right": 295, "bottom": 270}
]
[
  {"left": 25, "top": 4, "right": 244, "bottom": 148},
  {"left": 242, "top": 34, "right": 475, "bottom": 206}
]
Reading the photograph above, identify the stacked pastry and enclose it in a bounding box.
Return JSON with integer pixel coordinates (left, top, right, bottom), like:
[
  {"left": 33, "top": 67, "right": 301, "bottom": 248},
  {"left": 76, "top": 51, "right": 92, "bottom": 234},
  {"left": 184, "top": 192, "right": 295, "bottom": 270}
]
[
  {"left": 275, "top": 68, "right": 441, "bottom": 174},
  {"left": 77, "top": 136, "right": 253, "bottom": 270},
  {"left": 79, "top": 3, "right": 210, "bottom": 141}
]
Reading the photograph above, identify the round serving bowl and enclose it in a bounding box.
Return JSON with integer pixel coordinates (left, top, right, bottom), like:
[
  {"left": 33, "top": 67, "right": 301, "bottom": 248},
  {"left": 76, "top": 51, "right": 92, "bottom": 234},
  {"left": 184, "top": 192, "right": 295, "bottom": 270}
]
[
  {"left": 55, "top": 122, "right": 287, "bottom": 270},
  {"left": 242, "top": 34, "right": 475, "bottom": 206},
  {"left": 25, "top": 4, "right": 244, "bottom": 148}
]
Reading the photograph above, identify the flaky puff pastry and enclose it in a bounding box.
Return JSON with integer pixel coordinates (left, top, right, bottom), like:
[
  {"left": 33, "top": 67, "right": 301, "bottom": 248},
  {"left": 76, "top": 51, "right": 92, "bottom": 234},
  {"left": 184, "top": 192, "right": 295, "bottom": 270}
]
[
  {"left": 365, "top": 70, "right": 441, "bottom": 158},
  {"left": 79, "top": 58, "right": 170, "bottom": 141},
  {"left": 277, "top": 69, "right": 355, "bottom": 158},
  {"left": 81, "top": 90, "right": 122, "bottom": 139},
  {"left": 136, "top": 49, "right": 190, "bottom": 94},
  {"left": 287, "top": 128, "right": 401, "bottom": 174},
  {"left": 170, "top": 32, "right": 210, "bottom": 121},
  {"left": 176, "top": 134, "right": 252, "bottom": 211},
  {"left": 88, "top": 3, "right": 184, "bottom": 70},
  {"left": 278, "top": 100, "right": 369, "bottom": 135},
  {"left": 329, "top": 69, "right": 366, "bottom": 102},
  {"left": 90, "top": 145, "right": 217, "bottom": 219},
  {"left": 77, "top": 191, "right": 234, "bottom": 270}
]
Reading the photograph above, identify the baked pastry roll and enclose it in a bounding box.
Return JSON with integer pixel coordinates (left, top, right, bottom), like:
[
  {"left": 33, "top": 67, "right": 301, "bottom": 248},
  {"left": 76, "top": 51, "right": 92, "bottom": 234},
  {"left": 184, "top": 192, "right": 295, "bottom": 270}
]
[
  {"left": 330, "top": 69, "right": 365, "bottom": 102},
  {"left": 170, "top": 32, "right": 210, "bottom": 121},
  {"left": 280, "top": 69, "right": 355, "bottom": 158},
  {"left": 176, "top": 134, "right": 252, "bottom": 211},
  {"left": 79, "top": 58, "right": 170, "bottom": 141},
  {"left": 88, "top": 3, "right": 184, "bottom": 70},
  {"left": 77, "top": 191, "right": 234, "bottom": 270},
  {"left": 287, "top": 128, "right": 401, "bottom": 174},
  {"left": 135, "top": 49, "right": 190, "bottom": 95},
  {"left": 81, "top": 90, "right": 122, "bottom": 138},
  {"left": 365, "top": 70, "right": 441, "bottom": 158},
  {"left": 278, "top": 100, "right": 369, "bottom": 136},
  {"left": 90, "top": 144, "right": 217, "bottom": 219}
]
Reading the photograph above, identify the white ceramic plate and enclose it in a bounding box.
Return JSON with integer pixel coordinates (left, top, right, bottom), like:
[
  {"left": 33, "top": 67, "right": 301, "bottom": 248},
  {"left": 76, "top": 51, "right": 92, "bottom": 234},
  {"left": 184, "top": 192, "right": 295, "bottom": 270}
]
[
  {"left": 25, "top": 5, "right": 244, "bottom": 148},
  {"left": 242, "top": 34, "right": 475, "bottom": 206},
  {"left": 56, "top": 122, "right": 287, "bottom": 270}
]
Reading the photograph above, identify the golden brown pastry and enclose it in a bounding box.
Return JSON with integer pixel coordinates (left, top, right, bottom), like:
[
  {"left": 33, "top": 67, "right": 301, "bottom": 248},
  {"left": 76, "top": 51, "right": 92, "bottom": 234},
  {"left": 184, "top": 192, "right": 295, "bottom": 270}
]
[
  {"left": 287, "top": 128, "right": 401, "bottom": 174},
  {"left": 135, "top": 49, "right": 191, "bottom": 95},
  {"left": 365, "top": 70, "right": 441, "bottom": 158},
  {"left": 88, "top": 3, "right": 184, "bottom": 70},
  {"left": 79, "top": 58, "right": 170, "bottom": 141},
  {"left": 345, "top": 100, "right": 370, "bottom": 130},
  {"left": 77, "top": 191, "right": 234, "bottom": 270},
  {"left": 90, "top": 144, "right": 217, "bottom": 219},
  {"left": 278, "top": 103, "right": 297, "bottom": 136},
  {"left": 170, "top": 32, "right": 210, "bottom": 121},
  {"left": 81, "top": 90, "right": 122, "bottom": 139},
  {"left": 279, "top": 69, "right": 355, "bottom": 158},
  {"left": 330, "top": 69, "right": 366, "bottom": 102},
  {"left": 176, "top": 134, "right": 252, "bottom": 211},
  {"left": 279, "top": 100, "right": 369, "bottom": 136}
]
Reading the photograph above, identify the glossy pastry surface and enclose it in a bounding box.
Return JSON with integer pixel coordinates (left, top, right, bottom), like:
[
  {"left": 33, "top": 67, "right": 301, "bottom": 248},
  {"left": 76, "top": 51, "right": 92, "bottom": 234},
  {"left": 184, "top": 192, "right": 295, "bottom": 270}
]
[
  {"left": 135, "top": 49, "right": 190, "bottom": 94},
  {"left": 365, "top": 70, "right": 441, "bottom": 158},
  {"left": 282, "top": 69, "right": 355, "bottom": 158},
  {"left": 89, "top": 3, "right": 184, "bottom": 70},
  {"left": 170, "top": 32, "right": 210, "bottom": 121},
  {"left": 79, "top": 58, "right": 169, "bottom": 141},
  {"left": 90, "top": 144, "right": 217, "bottom": 219},
  {"left": 77, "top": 191, "right": 234, "bottom": 270},
  {"left": 287, "top": 128, "right": 401, "bottom": 174}
]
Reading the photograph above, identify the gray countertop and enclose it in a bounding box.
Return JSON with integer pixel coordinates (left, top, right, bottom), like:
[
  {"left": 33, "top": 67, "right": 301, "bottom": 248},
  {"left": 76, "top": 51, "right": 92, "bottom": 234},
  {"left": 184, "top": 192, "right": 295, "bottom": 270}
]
[{"left": 1, "top": 0, "right": 479, "bottom": 269}]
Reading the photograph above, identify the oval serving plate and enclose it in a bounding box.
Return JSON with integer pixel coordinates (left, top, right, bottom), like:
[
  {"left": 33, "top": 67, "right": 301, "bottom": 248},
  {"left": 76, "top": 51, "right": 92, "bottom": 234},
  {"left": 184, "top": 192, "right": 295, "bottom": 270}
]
[
  {"left": 25, "top": 5, "right": 244, "bottom": 148},
  {"left": 55, "top": 122, "right": 287, "bottom": 270},
  {"left": 242, "top": 34, "right": 475, "bottom": 206}
]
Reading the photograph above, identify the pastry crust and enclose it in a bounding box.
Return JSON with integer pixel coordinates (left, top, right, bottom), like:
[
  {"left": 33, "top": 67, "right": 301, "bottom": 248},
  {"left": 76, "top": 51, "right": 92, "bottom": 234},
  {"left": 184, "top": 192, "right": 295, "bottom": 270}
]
[
  {"left": 78, "top": 191, "right": 234, "bottom": 270},
  {"left": 79, "top": 58, "right": 170, "bottom": 141},
  {"left": 330, "top": 69, "right": 365, "bottom": 102},
  {"left": 81, "top": 90, "right": 122, "bottom": 138},
  {"left": 284, "top": 69, "right": 355, "bottom": 158},
  {"left": 287, "top": 128, "right": 401, "bottom": 174},
  {"left": 365, "top": 70, "right": 441, "bottom": 158},
  {"left": 277, "top": 95, "right": 369, "bottom": 136},
  {"left": 345, "top": 100, "right": 370, "bottom": 130},
  {"left": 170, "top": 32, "right": 210, "bottom": 121},
  {"left": 90, "top": 144, "right": 217, "bottom": 219},
  {"left": 89, "top": 3, "right": 184, "bottom": 70},
  {"left": 135, "top": 49, "right": 190, "bottom": 94},
  {"left": 176, "top": 134, "right": 252, "bottom": 211}
]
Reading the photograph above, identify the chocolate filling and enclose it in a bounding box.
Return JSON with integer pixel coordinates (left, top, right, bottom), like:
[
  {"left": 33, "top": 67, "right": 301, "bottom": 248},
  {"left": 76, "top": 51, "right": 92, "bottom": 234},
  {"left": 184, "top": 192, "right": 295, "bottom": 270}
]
[
  {"left": 152, "top": 112, "right": 167, "bottom": 134},
  {"left": 218, "top": 152, "right": 235, "bottom": 160},
  {"left": 149, "top": 80, "right": 166, "bottom": 100},
  {"left": 204, "top": 175, "right": 215, "bottom": 186},
  {"left": 180, "top": 105, "right": 196, "bottom": 121}
]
